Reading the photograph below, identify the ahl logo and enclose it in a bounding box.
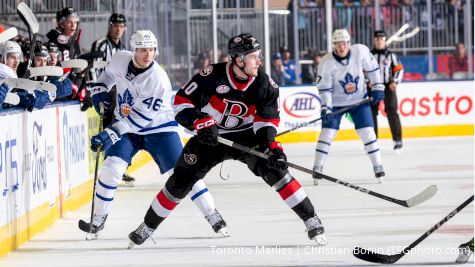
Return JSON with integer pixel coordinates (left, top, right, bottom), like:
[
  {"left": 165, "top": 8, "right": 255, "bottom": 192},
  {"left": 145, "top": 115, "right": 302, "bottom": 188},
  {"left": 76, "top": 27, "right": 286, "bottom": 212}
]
[
  {"left": 339, "top": 73, "right": 359, "bottom": 94},
  {"left": 283, "top": 92, "right": 321, "bottom": 118},
  {"left": 118, "top": 88, "right": 134, "bottom": 117},
  {"left": 216, "top": 85, "right": 230, "bottom": 94}
]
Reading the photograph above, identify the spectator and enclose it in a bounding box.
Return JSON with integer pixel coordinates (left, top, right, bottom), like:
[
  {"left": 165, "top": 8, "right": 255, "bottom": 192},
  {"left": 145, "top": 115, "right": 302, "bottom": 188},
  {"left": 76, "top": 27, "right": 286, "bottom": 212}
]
[
  {"left": 219, "top": 53, "right": 230, "bottom": 63},
  {"left": 449, "top": 42, "right": 469, "bottom": 79},
  {"left": 302, "top": 52, "right": 323, "bottom": 84},
  {"left": 270, "top": 53, "right": 286, "bottom": 86},
  {"left": 46, "top": 7, "right": 81, "bottom": 61},
  {"left": 193, "top": 52, "right": 210, "bottom": 74},
  {"left": 280, "top": 47, "right": 297, "bottom": 84}
]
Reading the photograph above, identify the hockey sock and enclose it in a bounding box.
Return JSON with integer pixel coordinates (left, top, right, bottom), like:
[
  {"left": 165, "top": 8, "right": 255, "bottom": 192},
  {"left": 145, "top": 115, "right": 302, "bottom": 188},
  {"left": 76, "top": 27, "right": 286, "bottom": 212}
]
[
  {"left": 145, "top": 187, "right": 181, "bottom": 229},
  {"left": 273, "top": 173, "right": 315, "bottom": 221},
  {"left": 190, "top": 179, "right": 216, "bottom": 217},
  {"left": 314, "top": 128, "right": 337, "bottom": 168},
  {"left": 94, "top": 156, "right": 128, "bottom": 216},
  {"left": 356, "top": 127, "right": 382, "bottom": 167}
]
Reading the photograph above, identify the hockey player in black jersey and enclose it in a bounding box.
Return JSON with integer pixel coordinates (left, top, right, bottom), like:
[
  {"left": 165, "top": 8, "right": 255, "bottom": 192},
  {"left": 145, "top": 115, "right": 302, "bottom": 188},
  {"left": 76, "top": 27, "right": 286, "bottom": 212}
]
[{"left": 128, "top": 33, "right": 327, "bottom": 248}]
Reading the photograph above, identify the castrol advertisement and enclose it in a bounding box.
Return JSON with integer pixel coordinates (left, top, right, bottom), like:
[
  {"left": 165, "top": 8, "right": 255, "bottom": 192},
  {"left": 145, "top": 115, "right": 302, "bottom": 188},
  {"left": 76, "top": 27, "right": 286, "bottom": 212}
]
[{"left": 278, "top": 80, "right": 474, "bottom": 132}]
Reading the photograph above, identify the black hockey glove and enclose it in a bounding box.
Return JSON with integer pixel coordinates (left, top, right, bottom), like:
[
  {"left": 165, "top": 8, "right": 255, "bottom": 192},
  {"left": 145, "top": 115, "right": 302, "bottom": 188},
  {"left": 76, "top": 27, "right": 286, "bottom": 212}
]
[
  {"left": 268, "top": 141, "right": 288, "bottom": 170},
  {"left": 194, "top": 117, "right": 219, "bottom": 146}
]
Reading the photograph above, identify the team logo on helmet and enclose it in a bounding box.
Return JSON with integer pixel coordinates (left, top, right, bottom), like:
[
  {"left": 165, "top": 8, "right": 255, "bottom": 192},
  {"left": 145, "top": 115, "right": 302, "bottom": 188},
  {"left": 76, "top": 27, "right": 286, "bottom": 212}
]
[
  {"left": 118, "top": 88, "right": 134, "bottom": 117},
  {"left": 339, "top": 73, "right": 359, "bottom": 94},
  {"left": 233, "top": 37, "right": 242, "bottom": 43},
  {"left": 216, "top": 85, "right": 230, "bottom": 94},
  {"left": 184, "top": 153, "right": 197, "bottom": 165},
  {"left": 199, "top": 65, "right": 213, "bottom": 76}
]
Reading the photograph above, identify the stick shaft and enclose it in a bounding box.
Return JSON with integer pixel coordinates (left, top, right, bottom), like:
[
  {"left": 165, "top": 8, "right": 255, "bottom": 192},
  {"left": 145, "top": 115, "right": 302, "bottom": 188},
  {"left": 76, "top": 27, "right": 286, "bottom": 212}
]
[{"left": 276, "top": 99, "right": 370, "bottom": 137}]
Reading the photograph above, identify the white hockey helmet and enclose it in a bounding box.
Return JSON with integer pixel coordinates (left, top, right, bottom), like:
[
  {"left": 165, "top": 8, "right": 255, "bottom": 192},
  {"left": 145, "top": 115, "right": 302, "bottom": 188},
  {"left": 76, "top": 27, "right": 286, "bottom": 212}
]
[
  {"left": 130, "top": 30, "right": 158, "bottom": 55},
  {"left": 0, "top": 41, "right": 23, "bottom": 63},
  {"left": 332, "top": 29, "right": 351, "bottom": 44}
]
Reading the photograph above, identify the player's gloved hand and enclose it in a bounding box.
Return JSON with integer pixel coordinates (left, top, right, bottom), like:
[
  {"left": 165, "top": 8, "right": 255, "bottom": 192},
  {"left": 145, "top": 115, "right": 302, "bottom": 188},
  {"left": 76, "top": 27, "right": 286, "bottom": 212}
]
[
  {"left": 194, "top": 117, "right": 219, "bottom": 146},
  {"left": 31, "top": 90, "right": 50, "bottom": 111},
  {"left": 87, "top": 82, "right": 111, "bottom": 114},
  {"left": 0, "top": 82, "right": 9, "bottom": 108},
  {"left": 51, "top": 78, "right": 73, "bottom": 98},
  {"left": 320, "top": 106, "right": 333, "bottom": 124},
  {"left": 267, "top": 142, "right": 288, "bottom": 170},
  {"left": 90, "top": 126, "right": 121, "bottom": 152},
  {"left": 370, "top": 90, "right": 385, "bottom": 105},
  {"left": 17, "top": 91, "right": 35, "bottom": 110}
]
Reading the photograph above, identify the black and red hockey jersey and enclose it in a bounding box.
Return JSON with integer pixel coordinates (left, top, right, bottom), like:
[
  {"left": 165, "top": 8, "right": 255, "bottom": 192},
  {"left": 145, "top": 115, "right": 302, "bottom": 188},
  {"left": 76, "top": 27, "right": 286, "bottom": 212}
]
[{"left": 174, "top": 62, "right": 280, "bottom": 140}]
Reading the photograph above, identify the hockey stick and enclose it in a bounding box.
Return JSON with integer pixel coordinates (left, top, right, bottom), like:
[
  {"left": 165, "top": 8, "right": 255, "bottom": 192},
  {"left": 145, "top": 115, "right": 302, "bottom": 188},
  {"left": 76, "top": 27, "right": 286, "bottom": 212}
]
[
  {"left": 28, "top": 66, "right": 64, "bottom": 78},
  {"left": 92, "top": 60, "right": 108, "bottom": 70},
  {"left": 1, "top": 78, "right": 37, "bottom": 91},
  {"left": 0, "top": 27, "right": 18, "bottom": 43},
  {"left": 386, "top": 24, "right": 420, "bottom": 46},
  {"left": 4, "top": 93, "right": 20, "bottom": 105},
  {"left": 276, "top": 99, "right": 371, "bottom": 137},
  {"left": 353, "top": 195, "right": 474, "bottom": 264},
  {"left": 34, "top": 81, "right": 57, "bottom": 93},
  {"left": 78, "top": 51, "right": 105, "bottom": 61},
  {"left": 60, "top": 59, "right": 88, "bottom": 69},
  {"left": 217, "top": 136, "right": 437, "bottom": 208},
  {"left": 79, "top": 103, "right": 104, "bottom": 240},
  {"left": 17, "top": 2, "right": 39, "bottom": 69}
]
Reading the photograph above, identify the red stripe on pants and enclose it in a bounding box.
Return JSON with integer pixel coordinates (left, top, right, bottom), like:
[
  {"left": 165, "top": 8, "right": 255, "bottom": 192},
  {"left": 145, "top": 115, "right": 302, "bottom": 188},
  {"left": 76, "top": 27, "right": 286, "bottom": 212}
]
[
  {"left": 157, "top": 191, "right": 177, "bottom": 210},
  {"left": 278, "top": 179, "right": 302, "bottom": 200}
]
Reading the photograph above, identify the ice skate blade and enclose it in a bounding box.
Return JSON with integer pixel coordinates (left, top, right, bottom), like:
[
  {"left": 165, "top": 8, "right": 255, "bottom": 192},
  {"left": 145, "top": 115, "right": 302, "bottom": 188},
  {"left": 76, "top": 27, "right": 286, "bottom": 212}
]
[
  {"left": 127, "top": 241, "right": 135, "bottom": 249},
  {"left": 313, "top": 179, "right": 319, "bottom": 186},
  {"left": 218, "top": 227, "right": 230, "bottom": 237},
  {"left": 394, "top": 148, "right": 403, "bottom": 155},
  {"left": 312, "top": 234, "right": 328, "bottom": 246},
  {"left": 119, "top": 181, "right": 135, "bottom": 187},
  {"left": 85, "top": 233, "right": 98, "bottom": 241}
]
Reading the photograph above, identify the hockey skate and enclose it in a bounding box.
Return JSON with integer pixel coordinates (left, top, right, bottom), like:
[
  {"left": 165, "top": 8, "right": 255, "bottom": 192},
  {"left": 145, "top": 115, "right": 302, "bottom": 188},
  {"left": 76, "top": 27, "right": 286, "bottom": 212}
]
[
  {"left": 374, "top": 165, "right": 385, "bottom": 182},
  {"left": 305, "top": 216, "right": 327, "bottom": 246},
  {"left": 393, "top": 140, "right": 403, "bottom": 155},
  {"left": 128, "top": 222, "right": 156, "bottom": 249},
  {"left": 205, "top": 209, "right": 230, "bottom": 237},
  {"left": 78, "top": 214, "right": 107, "bottom": 240},
  {"left": 312, "top": 165, "right": 323, "bottom": 186},
  {"left": 456, "top": 242, "right": 474, "bottom": 263},
  {"left": 118, "top": 173, "right": 135, "bottom": 187}
]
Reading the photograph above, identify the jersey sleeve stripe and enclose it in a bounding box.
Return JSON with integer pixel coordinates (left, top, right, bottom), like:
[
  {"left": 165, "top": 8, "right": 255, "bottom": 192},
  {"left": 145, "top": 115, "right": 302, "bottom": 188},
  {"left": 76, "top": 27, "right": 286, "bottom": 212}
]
[
  {"left": 366, "top": 67, "right": 380, "bottom": 73},
  {"left": 126, "top": 115, "right": 145, "bottom": 129},
  {"left": 131, "top": 108, "right": 152, "bottom": 121},
  {"left": 254, "top": 114, "right": 280, "bottom": 126},
  {"left": 138, "top": 121, "right": 179, "bottom": 132}
]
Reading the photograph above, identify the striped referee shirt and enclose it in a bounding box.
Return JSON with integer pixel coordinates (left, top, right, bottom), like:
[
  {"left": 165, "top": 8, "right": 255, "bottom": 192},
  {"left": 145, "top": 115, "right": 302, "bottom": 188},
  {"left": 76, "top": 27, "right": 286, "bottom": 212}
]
[{"left": 371, "top": 48, "right": 404, "bottom": 85}]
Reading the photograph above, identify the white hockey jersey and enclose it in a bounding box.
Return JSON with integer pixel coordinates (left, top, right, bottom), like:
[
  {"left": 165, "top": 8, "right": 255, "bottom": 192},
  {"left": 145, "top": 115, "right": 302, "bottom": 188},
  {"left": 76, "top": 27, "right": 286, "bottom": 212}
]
[
  {"left": 97, "top": 51, "right": 178, "bottom": 135},
  {"left": 317, "top": 44, "right": 384, "bottom": 107},
  {"left": 0, "top": 63, "right": 18, "bottom": 79}
]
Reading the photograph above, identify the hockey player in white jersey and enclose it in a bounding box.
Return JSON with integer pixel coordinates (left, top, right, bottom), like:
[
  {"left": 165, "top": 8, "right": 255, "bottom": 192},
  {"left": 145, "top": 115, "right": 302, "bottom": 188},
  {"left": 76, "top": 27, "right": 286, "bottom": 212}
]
[
  {"left": 313, "top": 29, "right": 386, "bottom": 185},
  {"left": 80, "top": 30, "right": 229, "bottom": 238}
]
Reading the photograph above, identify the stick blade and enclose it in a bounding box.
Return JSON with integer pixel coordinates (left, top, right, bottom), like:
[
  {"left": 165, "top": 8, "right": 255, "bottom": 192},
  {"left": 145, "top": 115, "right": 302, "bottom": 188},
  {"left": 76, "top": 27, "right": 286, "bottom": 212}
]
[
  {"left": 353, "top": 247, "right": 402, "bottom": 264},
  {"left": 405, "top": 185, "right": 437, "bottom": 207},
  {"left": 17, "top": 2, "right": 39, "bottom": 33},
  {"left": 35, "top": 81, "right": 57, "bottom": 93},
  {"left": 0, "top": 27, "right": 18, "bottom": 43},
  {"left": 4, "top": 92, "right": 20, "bottom": 105},
  {"left": 29, "top": 66, "right": 64, "bottom": 77},
  {"left": 61, "top": 59, "right": 88, "bottom": 69},
  {"left": 92, "top": 60, "right": 108, "bottom": 69}
]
